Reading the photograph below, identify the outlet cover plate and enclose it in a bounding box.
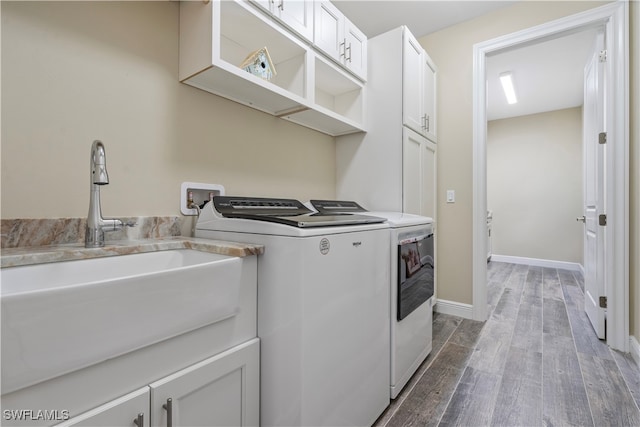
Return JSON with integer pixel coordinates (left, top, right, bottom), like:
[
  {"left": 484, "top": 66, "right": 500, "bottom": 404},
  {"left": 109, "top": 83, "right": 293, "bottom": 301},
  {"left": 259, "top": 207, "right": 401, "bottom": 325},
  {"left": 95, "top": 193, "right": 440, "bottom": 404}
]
[{"left": 181, "top": 182, "right": 225, "bottom": 216}]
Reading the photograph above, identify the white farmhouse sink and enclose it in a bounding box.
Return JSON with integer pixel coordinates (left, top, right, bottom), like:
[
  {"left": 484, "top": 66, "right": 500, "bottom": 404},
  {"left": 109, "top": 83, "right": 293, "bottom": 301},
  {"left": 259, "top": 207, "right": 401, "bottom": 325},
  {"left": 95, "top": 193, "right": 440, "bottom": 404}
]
[{"left": 1, "top": 249, "right": 242, "bottom": 394}]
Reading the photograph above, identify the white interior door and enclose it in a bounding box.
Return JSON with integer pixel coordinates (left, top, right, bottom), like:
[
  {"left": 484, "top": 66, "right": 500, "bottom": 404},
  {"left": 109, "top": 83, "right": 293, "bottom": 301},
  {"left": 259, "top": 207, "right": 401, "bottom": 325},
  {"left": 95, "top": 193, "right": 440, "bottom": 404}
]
[{"left": 582, "top": 31, "right": 606, "bottom": 339}]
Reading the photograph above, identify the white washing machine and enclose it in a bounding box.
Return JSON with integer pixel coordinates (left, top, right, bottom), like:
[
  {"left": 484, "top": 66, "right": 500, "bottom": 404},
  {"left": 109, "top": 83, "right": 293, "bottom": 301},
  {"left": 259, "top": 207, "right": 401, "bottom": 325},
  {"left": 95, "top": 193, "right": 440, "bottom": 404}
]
[
  {"left": 310, "top": 201, "right": 434, "bottom": 399},
  {"left": 195, "top": 196, "right": 391, "bottom": 427}
]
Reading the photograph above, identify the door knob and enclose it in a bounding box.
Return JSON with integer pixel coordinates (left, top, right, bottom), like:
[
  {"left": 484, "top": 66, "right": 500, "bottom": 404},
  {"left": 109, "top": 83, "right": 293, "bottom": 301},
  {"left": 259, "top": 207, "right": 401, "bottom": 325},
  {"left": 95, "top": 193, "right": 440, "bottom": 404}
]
[{"left": 576, "top": 216, "right": 586, "bottom": 223}]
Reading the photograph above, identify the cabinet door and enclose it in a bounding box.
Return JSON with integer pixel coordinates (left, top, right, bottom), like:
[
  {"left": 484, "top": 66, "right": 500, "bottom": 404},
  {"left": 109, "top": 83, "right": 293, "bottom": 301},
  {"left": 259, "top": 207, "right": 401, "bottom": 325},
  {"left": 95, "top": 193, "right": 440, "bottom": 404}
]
[
  {"left": 274, "top": 0, "right": 314, "bottom": 42},
  {"left": 150, "top": 339, "right": 259, "bottom": 427},
  {"left": 421, "top": 139, "right": 437, "bottom": 219},
  {"left": 249, "top": 0, "right": 272, "bottom": 13},
  {"left": 314, "top": 0, "right": 343, "bottom": 62},
  {"left": 423, "top": 54, "right": 437, "bottom": 142},
  {"left": 403, "top": 30, "right": 424, "bottom": 136},
  {"left": 403, "top": 127, "right": 424, "bottom": 215},
  {"left": 56, "top": 388, "right": 150, "bottom": 427},
  {"left": 344, "top": 18, "right": 367, "bottom": 80}
]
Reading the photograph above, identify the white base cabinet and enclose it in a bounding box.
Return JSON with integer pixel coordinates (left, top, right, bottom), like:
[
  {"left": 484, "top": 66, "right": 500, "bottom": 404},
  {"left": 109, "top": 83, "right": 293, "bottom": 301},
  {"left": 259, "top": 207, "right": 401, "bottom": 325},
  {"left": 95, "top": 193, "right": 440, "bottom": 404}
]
[
  {"left": 150, "top": 339, "right": 259, "bottom": 427},
  {"left": 2, "top": 255, "right": 259, "bottom": 427},
  {"left": 56, "top": 339, "right": 259, "bottom": 427},
  {"left": 55, "top": 388, "right": 150, "bottom": 427}
]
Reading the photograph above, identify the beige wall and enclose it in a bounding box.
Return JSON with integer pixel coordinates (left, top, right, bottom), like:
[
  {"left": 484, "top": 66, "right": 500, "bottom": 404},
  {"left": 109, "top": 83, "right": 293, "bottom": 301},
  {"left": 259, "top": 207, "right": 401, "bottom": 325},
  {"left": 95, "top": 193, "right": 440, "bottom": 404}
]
[
  {"left": 2, "top": 1, "right": 638, "bottom": 346},
  {"left": 488, "top": 108, "right": 583, "bottom": 264},
  {"left": 421, "top": 0, "right": 639, "bottom": 346},
  {"left": 419, "top": 1, "right": 608, "bottom": 305},
  {"left": 1, "top": 2, "right": 336, "bottom": 221}
]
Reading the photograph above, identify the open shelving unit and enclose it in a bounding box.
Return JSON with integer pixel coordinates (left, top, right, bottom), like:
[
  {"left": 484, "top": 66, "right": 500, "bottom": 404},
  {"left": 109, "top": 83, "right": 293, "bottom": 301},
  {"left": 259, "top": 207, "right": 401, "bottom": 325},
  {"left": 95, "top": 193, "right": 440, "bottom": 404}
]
[{"left": 179, "top": 0, "right": 366, "bottom": 136}]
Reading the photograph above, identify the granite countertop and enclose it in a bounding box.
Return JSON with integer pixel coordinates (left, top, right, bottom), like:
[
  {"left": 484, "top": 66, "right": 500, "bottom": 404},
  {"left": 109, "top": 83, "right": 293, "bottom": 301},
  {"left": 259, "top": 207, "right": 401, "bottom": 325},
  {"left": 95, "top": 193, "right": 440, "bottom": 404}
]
[{"left": 1, "top": 237, "right": 264, "bottom": 268}]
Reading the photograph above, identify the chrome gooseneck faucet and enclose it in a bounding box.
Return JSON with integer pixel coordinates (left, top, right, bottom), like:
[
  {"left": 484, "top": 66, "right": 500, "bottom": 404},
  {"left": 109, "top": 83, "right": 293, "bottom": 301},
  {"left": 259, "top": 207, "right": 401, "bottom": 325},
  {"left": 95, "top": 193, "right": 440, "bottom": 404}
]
[{"left": 85, "top": 140, "right": 131, "bottom": 248}]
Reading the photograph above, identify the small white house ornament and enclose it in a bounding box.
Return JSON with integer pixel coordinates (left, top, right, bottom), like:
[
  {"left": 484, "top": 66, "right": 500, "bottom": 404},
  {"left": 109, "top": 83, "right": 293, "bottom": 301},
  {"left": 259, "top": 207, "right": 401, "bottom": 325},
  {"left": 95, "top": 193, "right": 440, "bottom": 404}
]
[{"left": 240, "top": 47, "right": 276, "bottom": 81}]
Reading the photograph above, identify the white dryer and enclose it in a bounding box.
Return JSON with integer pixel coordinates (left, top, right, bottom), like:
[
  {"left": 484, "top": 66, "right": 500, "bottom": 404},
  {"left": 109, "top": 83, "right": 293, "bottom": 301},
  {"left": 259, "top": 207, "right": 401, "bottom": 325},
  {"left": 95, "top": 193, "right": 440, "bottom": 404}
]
[
  {"left": 311, "top": 201, "right": 434, "bottom": 399},
  {"left": 196, "top": 196, "right": 391, "bottom": 427}
]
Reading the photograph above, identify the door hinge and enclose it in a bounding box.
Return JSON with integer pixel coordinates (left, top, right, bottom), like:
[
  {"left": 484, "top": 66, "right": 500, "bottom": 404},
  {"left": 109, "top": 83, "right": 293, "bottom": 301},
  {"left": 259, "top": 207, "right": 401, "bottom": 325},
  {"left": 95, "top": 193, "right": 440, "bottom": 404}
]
[
  {"left": 599, "top": 296, "right": 607, "bottom": 308},
  {"left": 599, "top": 214, "right": 607, "bottom": 226},
  {"left": 599, "top": 49, "right": 608, "bottom": 62},
  {"left": 599, "top": 132, "right": 607, "bottom": 144}
]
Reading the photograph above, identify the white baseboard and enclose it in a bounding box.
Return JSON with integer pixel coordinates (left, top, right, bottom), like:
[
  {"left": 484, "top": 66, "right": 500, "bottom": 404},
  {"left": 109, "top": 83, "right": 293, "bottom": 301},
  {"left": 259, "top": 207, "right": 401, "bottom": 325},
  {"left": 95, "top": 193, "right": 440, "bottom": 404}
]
[
  {"left": 435, "top": 299, "right": 474, "bottom": 319},
  {"left": 490, "top": 254, "right": 582, "bottom": 272},
  {"left": 630, "top": 335, "right": 640, "bottom": 369}
]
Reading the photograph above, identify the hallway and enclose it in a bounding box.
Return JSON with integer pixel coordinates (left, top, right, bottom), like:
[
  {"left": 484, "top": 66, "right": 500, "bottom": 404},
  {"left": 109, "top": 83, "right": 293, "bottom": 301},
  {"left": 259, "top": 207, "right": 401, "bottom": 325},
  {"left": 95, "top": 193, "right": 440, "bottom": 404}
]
[{"left": 377, "top": 262, "right": 640, "bottom": 426}]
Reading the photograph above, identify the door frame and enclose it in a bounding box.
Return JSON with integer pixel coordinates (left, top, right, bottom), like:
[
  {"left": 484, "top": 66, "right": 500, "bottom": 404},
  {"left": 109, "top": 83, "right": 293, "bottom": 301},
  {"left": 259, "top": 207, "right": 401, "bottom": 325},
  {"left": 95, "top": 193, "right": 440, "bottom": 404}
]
[{"left": 472, "top": 2, "right": 629, "bottom": 350}]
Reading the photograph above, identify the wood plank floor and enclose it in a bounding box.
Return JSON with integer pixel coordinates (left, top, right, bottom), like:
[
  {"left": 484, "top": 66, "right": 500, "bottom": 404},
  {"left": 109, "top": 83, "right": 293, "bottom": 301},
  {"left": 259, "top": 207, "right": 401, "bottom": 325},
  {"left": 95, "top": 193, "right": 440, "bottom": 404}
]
[{"left": 376, "top": 261, "right": 640, "bottom": 427}]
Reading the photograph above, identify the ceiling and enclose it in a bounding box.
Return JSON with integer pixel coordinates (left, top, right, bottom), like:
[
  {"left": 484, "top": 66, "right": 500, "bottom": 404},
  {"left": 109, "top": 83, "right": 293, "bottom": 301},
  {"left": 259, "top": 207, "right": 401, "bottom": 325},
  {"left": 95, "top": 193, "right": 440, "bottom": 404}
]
[
  {"left": 333, "top": 1, "right": 599, "bottom": 120},
  {"left": 486, "top": 28, "right": 598, "bottom": 120},
  {"left": 333, "top": 1, "right": 517, "bottom": 39}
]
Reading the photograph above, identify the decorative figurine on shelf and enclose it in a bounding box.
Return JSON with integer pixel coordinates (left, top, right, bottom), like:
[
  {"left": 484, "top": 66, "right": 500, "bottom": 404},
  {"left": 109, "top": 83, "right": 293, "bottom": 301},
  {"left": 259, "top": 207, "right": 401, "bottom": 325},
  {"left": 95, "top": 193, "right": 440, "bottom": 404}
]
[{"left": 240, "top": 47, "right": 276, "bottom": 81}]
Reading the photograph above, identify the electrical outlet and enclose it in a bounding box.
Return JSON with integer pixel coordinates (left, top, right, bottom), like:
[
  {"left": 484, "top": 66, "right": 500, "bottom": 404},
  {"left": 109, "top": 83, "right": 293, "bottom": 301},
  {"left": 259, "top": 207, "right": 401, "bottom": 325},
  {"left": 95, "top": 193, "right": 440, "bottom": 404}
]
[
  {"left": 181, "top": 182, "right": 225, "bottom": 216},
  {"left": 446, "top": 190, "right": 455, "bottom": 203}
]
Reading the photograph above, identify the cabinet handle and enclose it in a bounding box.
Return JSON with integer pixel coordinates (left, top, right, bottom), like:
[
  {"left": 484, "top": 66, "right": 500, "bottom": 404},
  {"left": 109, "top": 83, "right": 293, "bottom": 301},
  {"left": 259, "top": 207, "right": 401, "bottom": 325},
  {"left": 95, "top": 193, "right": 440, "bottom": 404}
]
[
  {"left": 426, "top": 115, "right": 430, "bottom": 132},
  {"left": 278, "top": 0, "right": 284, "bottom": 11},
  {"left": 422, "top": 114, "right": 427, "bottom": 130},
  {"left": 346, "top": 43, "right": 352, "bottom": 63},
  {"left": 163, "top": 398, "right": 173, "bottom": 427},
  {"left": 133, "top": 413, "right": 144, "bottom": 427},
  {"left": 339, "top": 39, "right": 346, "bottom": 58}
]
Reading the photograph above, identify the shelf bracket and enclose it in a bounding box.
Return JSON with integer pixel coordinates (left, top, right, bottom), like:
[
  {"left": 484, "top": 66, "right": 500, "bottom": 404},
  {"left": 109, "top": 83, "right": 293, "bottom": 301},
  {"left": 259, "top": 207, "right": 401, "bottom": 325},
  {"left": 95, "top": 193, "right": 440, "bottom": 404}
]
[{"left": 275, "top": 106, "right": 311, "bottom": 117}]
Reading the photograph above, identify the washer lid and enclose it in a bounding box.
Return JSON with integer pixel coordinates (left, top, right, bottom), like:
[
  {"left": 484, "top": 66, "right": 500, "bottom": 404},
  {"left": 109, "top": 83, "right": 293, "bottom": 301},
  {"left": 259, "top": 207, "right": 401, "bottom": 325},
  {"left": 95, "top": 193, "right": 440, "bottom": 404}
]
[
  {"left": 310, "top": 200, "right": 432, "bottom": 227},
  {"left": 214, "top": 196, "right": 385, "bottom": 228}
]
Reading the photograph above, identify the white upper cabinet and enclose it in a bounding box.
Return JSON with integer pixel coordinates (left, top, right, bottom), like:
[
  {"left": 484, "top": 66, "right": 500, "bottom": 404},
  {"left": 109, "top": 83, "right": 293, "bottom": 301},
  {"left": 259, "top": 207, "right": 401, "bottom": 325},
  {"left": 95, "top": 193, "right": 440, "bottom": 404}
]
[
  {"left": 180, "top": 0, "right": 366, "bottom": 136},
  {"left": 314, "top": 0, "right": 367, "bottom": 80},
  {"left": 403, "top": 30, "right": 437, "bottom": 142},
  {"left": 423, "top": 54, "right": 437, "bottom": 142},
  {"left": 314, "top": 1, "right": 342, "bottom": 63},
  {"left": 403, "top": 31, "right": 424, "bottom": 136},
  {"left": 344, "top": 19, "right": 367, "bottom": 80},
  {"left": 250, "top": 0, "right": 314, "bottom": 42}
]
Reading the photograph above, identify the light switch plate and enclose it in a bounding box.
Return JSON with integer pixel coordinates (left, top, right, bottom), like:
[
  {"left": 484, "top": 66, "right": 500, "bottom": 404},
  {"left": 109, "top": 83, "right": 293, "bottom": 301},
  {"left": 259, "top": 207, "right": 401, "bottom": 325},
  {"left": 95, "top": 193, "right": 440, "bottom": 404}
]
[{"left": 446, "top": 190, "right": 455, "bottom": 203}]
